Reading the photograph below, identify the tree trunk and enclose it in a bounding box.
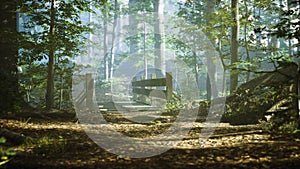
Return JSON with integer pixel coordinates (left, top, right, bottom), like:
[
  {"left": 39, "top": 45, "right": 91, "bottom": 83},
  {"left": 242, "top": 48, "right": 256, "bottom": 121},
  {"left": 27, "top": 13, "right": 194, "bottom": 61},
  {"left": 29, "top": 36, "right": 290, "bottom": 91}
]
[
  {"left": 46, "top": 0, "right": 56, "bottom": 110},
  {"left": 205, "top": 0, "right": 218, "bottom": 100},
  {"left": 0, "top": 1, "right": 20, "bottom": 113},
  {"left": 143, "top": 22, "right": 148, "bottom": 79},
  {"left": 243, "top": 0, "right": 251, "bottom": 82},
  {"left": 109, "top": 0, "right": 119, "bottom": 79},
  {"left": 287, "top": 0, "right": 293, "bottom": 57},
  {"left": 193, "top": 52, "right": 200, "bottom": 96},
  {"left": 218, "top": 39, "right": 227, "bottom": 94},
  {"left": 129, "top": 0, "right": 138, "bottom": 54},
  {"left": 154, "top": 0, "right": 166, "bottom": 73},
  {"left": 59, "top": 76, "right": 63, "bottom": 110},
  {"left": 294, "top": 71, "right": 300, "bottom": 130},
  {"left": 103, "top": 6, "right": 109, "bottom": 81},
  {"left": 230, "top": 0, "right": 239, "bottom": 92}
]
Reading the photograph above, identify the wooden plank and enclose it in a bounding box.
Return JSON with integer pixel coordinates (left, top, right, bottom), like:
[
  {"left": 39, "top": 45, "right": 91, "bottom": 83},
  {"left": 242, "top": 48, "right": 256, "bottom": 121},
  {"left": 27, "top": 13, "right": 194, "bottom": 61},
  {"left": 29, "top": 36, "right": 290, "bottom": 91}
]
[
  {"left": 151, "top": 73, "right": 157, "bottom": 90},
  {"left": 166, "top": 72, "right": 173, "bottom": 101},
  {"left": 113, "top": 101, "right": 137, "bottom": 104},
  {"left": 131, "top": 72, "right": 173, "bottom": 104},
  {"left": 122, "top": 105, "right": 161, "bottom": 111},
  {"left": 132, "top": 78, "right": 166, "bottom": 87},
  {"left": 85, "top": 73, "right": 94, "bottom": 108},
  {"left": 132, "top": 88, "right": 167, "bottom": 99}
]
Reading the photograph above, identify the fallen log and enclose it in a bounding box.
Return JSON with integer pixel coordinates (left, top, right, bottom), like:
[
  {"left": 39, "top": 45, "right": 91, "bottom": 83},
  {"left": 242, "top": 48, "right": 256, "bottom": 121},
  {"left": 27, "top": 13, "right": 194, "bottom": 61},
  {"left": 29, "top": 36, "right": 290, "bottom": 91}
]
[
  {"left": 0, "top": 128, "right": 26, "bottom": 145},
  {"left": 195, "top": 64, "right": 299, "bottom": 125},
  {"left": 223, "top": 64, "right": 299, "bottom": 125}
]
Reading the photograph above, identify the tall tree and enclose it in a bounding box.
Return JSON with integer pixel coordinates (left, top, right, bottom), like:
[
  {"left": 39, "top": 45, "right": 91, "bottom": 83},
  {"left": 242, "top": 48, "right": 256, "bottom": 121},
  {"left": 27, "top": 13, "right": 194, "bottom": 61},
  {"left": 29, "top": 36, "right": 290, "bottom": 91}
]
[
  {"left": 241, "top": 0, "right": 251, "bottom": 82},
  {"left": 154, "top": 0, "right": 166, "bottom": 73},
  {"left": 109, "top": 0, "right": 119, "bottom": 79},
  {"left": 45, "top": 0, "right": 56, "bottom": 110},
  {"left": 129, "top": 0, "right": 138, "bottom": 54},
  {"left": 230, "top": 0, "right": 239, "bottom": 92},
  {"left": 101, "top": 1, "right": 110, "bottom": 81},
  {"left": 19, "top": 0, "right": 92, "bottom": 110},
  {"left": 205, "top": 0, "right": 218, "bottom": 100},
  {"left": 0, "top": 0, "right": 20, "bottom": 113}
]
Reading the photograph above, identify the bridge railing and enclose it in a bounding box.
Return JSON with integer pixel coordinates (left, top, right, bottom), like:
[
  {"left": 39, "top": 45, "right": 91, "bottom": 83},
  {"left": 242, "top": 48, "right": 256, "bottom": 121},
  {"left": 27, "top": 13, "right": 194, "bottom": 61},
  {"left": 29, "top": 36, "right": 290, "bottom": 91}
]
[{"left": 131, "top": 72, "right": 172, "bottom": 105}]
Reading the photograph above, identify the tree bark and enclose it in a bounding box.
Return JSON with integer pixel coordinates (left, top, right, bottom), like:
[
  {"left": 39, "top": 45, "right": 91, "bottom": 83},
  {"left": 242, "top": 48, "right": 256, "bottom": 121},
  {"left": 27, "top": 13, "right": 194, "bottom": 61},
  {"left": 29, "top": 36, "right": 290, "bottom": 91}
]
[
  {"left": 103, "top": 5, "right": 109, "bottom": 81},
  {"left": 46, "top": 0, "right": 56, "bottom": 110},
  {"left": 154, "top": 0, "right": 166, "bottom": 73},
  {"left": 193, "top": 52, "right": 200, "bottom": 96},
  {"left": 230, "top": 0, "right": 239, "bottom": 92},
  {"left": 294, "top": 72, "right": 300, "bottom": 130},
  {"left": 0, "top": 1, "right": 20, "bottom": 113},
  {"left": 205, "top": 0, "right": 218, "bottom": 100},
  {"left": 129, "top": 0, "right": 138, "bottom": 54},
  {"left": 243, "top": 0, "right": 251, "bottom": 82},
  {"left": 109, "top": 0, "right": 119, "bottom": 79}
]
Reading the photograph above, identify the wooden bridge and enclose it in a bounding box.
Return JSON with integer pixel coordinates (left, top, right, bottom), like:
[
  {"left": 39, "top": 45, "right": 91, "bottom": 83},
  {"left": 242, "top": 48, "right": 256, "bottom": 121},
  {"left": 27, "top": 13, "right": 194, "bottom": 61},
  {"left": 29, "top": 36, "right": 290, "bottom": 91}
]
[{"left": 75, "top": 72, "right": 175, "bottom": 112}]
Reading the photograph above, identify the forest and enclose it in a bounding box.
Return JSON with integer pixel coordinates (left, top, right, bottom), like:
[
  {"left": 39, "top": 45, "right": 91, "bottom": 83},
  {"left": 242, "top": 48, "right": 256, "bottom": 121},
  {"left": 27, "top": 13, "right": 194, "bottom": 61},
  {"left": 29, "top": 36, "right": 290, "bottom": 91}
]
[{"left": 1, "top": 0, "right": 300, "bottom": 168}]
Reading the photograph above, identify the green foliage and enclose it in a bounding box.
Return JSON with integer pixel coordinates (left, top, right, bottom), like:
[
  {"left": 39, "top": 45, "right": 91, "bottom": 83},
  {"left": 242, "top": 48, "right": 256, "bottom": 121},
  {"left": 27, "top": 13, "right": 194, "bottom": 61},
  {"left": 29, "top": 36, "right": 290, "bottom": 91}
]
[
  {"left": 123, "top": 0, "right": 155, "bottom": 14},
  {"left": 273, "top": 0, "right": 300, "bottom": 45},
  {"left": 0, "top": 137, "right": 16, "bottom": 166},
  {"left": 278, "top": 121, "right": 299, "bottom": 133},
  {"left": 223, "top": 82, "right": 294, "bottom": 125},
  {"left": 54, "top": 58, "right": 74, "bottom": 109},
  {"left": 95, "top": 79, "right": 112, "bottom": 102},
  {"left": 33, "top": 136, "right": 67, "bottom": 154},
  {"left": 19, "top": 63, "right": 47, "bottom": 108},
  {"left": 17, "top": 0, "right": 93, "bottom": 109},
  {"left": 0, "top": 137, "right": 6, "bottom": 144},
  {"left": 261, "top": 118, "right": 299, "bottom": 134},
  {"left": 18, "top": 59, "right": 75, "bottom": 109},
  {"left": 164, "top": 97, "right": 185, "bottom": 112},
  {"left": 176, "top": 0, "right": 295, "bottom": 83}
]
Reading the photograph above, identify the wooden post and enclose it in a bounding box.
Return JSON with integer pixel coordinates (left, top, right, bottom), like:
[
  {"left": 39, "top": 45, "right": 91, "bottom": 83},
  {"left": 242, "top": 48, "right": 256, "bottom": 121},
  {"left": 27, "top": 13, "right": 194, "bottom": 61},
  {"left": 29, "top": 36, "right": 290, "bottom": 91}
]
[
  {"left": 150, "top": 73, "right": 156, "bottom": 104},
  {"left": 141, "top": 75, "right": 146, "bottom": 104},
  {"left": 151, "top": 73, "right": 156, "bottom": 89},
  {"left": 132, "top": 77, "right": 137, "bottom": 101},
  {"left": 166, "top": 72, "right": 172, "bottom": 101},
  {"left": 85, "top": 73, "right": 94, "bottom": 108}
]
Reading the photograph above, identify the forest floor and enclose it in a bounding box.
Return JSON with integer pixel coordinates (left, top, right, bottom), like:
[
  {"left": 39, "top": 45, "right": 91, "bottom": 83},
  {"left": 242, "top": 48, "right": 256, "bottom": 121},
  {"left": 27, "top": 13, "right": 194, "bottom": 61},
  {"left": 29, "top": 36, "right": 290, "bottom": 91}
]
[{"left": 1, "top": 111, "right": 300, "bottom": 169}]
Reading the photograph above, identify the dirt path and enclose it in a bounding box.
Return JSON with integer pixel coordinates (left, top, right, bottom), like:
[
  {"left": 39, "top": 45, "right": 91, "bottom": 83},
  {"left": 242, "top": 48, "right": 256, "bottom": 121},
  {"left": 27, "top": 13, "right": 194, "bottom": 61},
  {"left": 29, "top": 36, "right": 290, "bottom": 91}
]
[{"left": 1, "top": 112, "right": 300, "bottom": 169}]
